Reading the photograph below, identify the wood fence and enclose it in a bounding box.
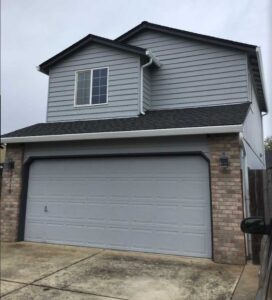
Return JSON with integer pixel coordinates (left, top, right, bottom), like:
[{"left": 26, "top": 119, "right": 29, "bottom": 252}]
[{"left": 249, "top": 168, "right": 272, "bottom": 264}]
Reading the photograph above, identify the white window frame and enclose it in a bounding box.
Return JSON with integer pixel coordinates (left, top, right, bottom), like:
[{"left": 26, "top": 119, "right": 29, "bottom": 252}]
[{"left": 74, "top": 67, "right": 109, "bottom": 107}]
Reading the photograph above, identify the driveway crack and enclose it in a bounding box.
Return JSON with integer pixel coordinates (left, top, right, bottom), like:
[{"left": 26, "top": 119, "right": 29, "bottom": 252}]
[
  {"left": 1, "top": 249, "right": 105, "bottom": 298},
  {"left": 31, "top": 249, "right": 105, "bottom": 285},
  {"left": 230, "top": 264, "right": 246, "bottom": 299},
  {"left": 30, "top": 283, "right": 129, "bottom": 300}
]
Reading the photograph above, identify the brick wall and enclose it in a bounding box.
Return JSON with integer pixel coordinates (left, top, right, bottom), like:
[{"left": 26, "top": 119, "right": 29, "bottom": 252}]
[
  {"left": 0, "top": 144, "right": 24, "bottom": 241},
  {"left": 208, "top": 133, "right": 246, "bottom": 265}
]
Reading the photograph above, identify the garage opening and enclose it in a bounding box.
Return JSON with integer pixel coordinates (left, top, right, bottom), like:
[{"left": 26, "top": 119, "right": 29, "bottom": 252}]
[{"left": 24, "top": 155, "right": 212, "bottom": 258}]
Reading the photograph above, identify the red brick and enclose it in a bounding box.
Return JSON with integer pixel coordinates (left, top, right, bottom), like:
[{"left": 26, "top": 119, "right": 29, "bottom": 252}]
[
  {"left": 0, "top": 144, "right": 24, "bottom": 241},
  {"left": 208, "top": 133, "right": 246, "bottom": 265}
]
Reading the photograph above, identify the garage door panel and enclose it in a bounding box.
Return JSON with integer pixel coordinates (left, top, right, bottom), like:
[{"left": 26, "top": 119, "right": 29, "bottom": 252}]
[
  {"left": 153, "top": 205, "right": 180, "bottom": 225},
  {"left": 175, "top": 180, "right": 209, "bottom": 199},
  {"left": 25, "top": 156, "right": 211, "bottom": 258},
  {"left": 182, "top": 206, "right": 209, "bottom": 226},
  {"left": 155, "top": 231, "right": 180, "bottom": 252},
  {"left": 28, "top": 180, "right": 49, "bottom": 195},
  {"left": 130, "top": 205, "right": 155, "bottom": 223},
  {"left": 108, "top": 204, "right": 130, "bottom": 221},
  {"left": 182, "top": 232, "right": 210, "bottom": 257},
  {"left": 107, "top": 227, "right": 130, "bottom": 247},
  {"left": 131, "top": 229, "right": 181, "bottom": 253},
  {"left": 26, "top": 199, "right": 44, "bottom": 217},
  {"left": 25, "top": 221, "right": 46, "bottom": 242},
  {"left": 46, "top": 223, "right": 107, "bottom": 245},
  {"left": 152, "top": 181, "right": 181, "bottom": 198},
  {"left": 87, "top": 206, "right": 112, "bottom": 221},
  {"left": 123, "top": 180, "right": 157, "bottom": 198},
  {"left": 130, "top": 229, "right": 155, "bottom": 251}
]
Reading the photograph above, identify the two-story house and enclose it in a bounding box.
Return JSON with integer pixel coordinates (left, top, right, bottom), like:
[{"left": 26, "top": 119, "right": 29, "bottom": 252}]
[{"left": 1, "top": 22, "right": 267, "bottom": 265}]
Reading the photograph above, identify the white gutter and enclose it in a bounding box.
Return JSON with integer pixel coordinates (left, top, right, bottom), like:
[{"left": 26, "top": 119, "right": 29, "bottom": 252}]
[
  {"left": 1, "top": 124, "right": 243, "bottom": 144},
  {"left": 139, "top": 50, "right": 161, "bottom": 115}
]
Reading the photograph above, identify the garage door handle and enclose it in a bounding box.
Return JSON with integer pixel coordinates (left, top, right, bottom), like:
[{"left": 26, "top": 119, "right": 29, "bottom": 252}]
[{"left": 44, "top": 205, "right": 48, "bottom": 213}]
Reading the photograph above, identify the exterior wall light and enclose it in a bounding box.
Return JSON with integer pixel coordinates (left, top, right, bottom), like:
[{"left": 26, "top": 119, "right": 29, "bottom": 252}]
[
  {"left": 219, "top": 152, "right": 229, "bottom": 169},
  {"left": 3, "top": 158, "right": 15, "bottom": 171}
]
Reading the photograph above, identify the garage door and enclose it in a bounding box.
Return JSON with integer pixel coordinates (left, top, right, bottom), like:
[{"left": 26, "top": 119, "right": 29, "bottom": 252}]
[{"left": 24, "top": 155, "right": 212, "bottom": 258}]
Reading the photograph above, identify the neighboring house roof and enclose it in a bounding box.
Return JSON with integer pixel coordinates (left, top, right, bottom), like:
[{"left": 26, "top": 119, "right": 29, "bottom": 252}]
[
  {"left": 2, "top": 103, "right": 249, "bottom": 143},
  {"left": 116, "top": 21, "right": 268, "bottom": 113},
  {"left": 38, "top": 34, "right": 149, "bottom": 75},
  {"left": 266, "top": 150, "right": 272, "bottom": 169}
]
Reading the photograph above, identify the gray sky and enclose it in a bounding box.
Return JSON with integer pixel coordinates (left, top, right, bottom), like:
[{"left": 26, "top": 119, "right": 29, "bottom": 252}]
[{"left": 1, "top": 0, "right": 272, "bottom": 137}]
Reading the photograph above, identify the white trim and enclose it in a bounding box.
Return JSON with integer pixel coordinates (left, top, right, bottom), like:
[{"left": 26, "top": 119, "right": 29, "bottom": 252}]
[
  {"left": 139, "top": 50, "right": 161, "bottom": 115},
  {"left": 46, "top": 72, "right": 51, "bottom": 122},
  {"left": 140, "top": 57, "right": 153, "bottom": 115},
  {"left": 74, "top": 67, "right": 109, "bottom": 107},
  {"left": 239, "top": 133, "right": 251, "bottom": 257},
  {"left": 2, "top": 124, "right": 243, "bottom": 144},
  {"left": 256, "top": 47, "right": 268, "bottom": 112}
]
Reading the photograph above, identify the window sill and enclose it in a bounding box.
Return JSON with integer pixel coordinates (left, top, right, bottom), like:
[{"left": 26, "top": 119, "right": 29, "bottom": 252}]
[{"left": 74, "top": 102, "right": 109, "bottom": 108}]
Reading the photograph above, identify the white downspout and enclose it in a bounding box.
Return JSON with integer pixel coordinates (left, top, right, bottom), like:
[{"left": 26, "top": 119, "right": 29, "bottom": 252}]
[
  {"left": 140, "top": 52, "right": 153, "bottom": 115},
  {"left": 239, "top": 132, "right": 251, "bottom": 257}
]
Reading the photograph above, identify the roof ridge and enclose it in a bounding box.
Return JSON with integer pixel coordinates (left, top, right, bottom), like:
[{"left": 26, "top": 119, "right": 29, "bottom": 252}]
[
  {"left": 39, "top": 34, "right": 148, "bottom": 75},
  {"left": 116, "top": 20, "right": 257, "bottom": 51}
]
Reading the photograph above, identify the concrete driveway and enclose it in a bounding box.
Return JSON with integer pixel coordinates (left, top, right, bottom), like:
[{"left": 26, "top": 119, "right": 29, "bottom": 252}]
[{"left": 0, "top": 242, "right": 244, "bottom": 300}]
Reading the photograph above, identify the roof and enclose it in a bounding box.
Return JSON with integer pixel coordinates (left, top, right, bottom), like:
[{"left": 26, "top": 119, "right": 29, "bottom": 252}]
[
  {"left": 38, "top": 34, "right": 148, "bottom": 75},
  {"left": 37, "top": 22, "right": 267, "bottom": 112},
  {"left": 116, "top": 21, "right": 268, "bottom": 112},
  {"left": 2, "top": 103, "right": 249, "bottom": 143},
  {"left": 116, "top": 21, "right": 258, "bottom": 52}
]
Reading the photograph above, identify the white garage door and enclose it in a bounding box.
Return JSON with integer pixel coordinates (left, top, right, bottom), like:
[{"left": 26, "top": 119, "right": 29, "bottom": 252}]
[{"left": 25, "top": 155, "right": 212, "bottom": 258}]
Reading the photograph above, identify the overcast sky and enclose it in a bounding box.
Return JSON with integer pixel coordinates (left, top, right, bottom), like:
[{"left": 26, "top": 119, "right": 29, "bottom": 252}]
[{"left": 1, "top": 0, "right": 272, "bottom": 137}]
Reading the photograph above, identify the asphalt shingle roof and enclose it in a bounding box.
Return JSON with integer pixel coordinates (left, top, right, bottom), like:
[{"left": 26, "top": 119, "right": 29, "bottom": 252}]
[{"left": 2, "top": 103, "right": 250, "bottom": 139}]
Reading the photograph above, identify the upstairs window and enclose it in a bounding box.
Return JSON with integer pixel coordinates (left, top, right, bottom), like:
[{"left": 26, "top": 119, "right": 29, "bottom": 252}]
[
  {"left": 75, "top": 70, "right": 91, "bottom": 105},
  {"left": 75, "top": 67, "right": 108, "bottom": 106}
]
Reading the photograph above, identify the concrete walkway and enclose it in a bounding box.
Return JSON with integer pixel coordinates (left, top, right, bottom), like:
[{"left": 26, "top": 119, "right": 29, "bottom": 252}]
[
  {"left": 232, "top": 263, "right": 259, "bottom": 300},
  {"left": 0, "top": 242, "right": 252, "bottom": 300}
]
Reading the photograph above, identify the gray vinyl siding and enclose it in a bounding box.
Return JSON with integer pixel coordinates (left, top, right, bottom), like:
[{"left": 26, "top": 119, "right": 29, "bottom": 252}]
[
  {"left": 243, "top": 71, "right": 265, "bottom": 169},
  {"left": 143, "top": 67, "right": 151, "bottom": 110},
  {"left": 24, "top": 136, "right": 210, "bottom": 161},
  {"left": 47, "top": 43, "right": 140, "bottom": 122},
  {"left": 126, "top": 30, "right": 249, "bottom": 110}
]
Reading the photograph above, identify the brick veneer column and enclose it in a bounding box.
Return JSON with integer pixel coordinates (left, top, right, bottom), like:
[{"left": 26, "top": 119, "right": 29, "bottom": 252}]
[
  {"left": 208, "top": 134, "right": 246, "bottom": 265},
  {"left": 0, "top": 144, "right": 24, "bottom": 241}
]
